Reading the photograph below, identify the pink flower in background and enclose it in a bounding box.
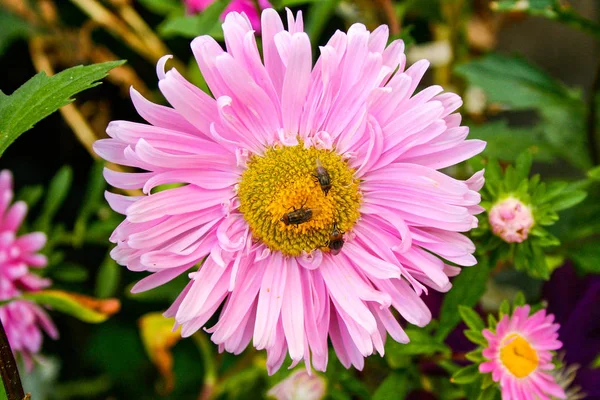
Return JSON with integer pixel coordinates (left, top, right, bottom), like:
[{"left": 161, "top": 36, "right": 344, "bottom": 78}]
[
  {"left": 480, "top": 305, "right": 566, "bottom": 400},
  {"left": 0, "top": 170, "right": 58, "bottom": 370},
  {"left": 184, "top": 0, "right": 272, "bottom": 31},
  {"left": 489, "top": 197, "right": 534, "bottom": 243},
  {"left": 267, "top": 370, "right": 326, "bottom": 400},
  {"left": 95, "top": 8, "right": 485, "bottom": 374}
]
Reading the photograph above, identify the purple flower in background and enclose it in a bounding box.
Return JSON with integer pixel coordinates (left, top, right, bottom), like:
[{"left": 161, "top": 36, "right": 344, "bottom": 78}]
[
  {"left": 0, "top": 170, "right": 58, "bottom": 370},
  {"left": 184, "top": 0, "right": 272, "bottom": 31},
  {"left": 543, "top": 264, "right": 600, "bottom": 398}
]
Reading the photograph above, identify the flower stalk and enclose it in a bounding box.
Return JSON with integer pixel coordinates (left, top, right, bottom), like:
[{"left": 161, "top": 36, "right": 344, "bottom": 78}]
[{"left": 0, "top": 320, "right": 25, "bottom": 400}]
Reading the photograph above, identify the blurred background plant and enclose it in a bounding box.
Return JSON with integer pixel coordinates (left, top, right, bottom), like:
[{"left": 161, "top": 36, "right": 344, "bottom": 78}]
[{"left": 0, "top": 0, "right": 599, "bottom": 399}]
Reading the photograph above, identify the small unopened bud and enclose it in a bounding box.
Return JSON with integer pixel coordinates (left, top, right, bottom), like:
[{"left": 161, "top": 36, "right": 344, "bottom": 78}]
[
  {"left": 267, "top": 370, "right": 326, "bottom": 400},
  {"left": 489, "top": 197, "right": 534, "bottom": 243}
]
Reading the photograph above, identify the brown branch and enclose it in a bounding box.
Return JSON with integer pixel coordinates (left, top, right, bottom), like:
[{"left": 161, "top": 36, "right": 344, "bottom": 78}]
[
  {"left": 28, "top": 36, "right": 143, "bottom": 197},
  {"left": 0, "top": 319, "right": 26, "bottom": 400},
  {"left": 376, "top": 0, "right": 401, "bottom": 35}
]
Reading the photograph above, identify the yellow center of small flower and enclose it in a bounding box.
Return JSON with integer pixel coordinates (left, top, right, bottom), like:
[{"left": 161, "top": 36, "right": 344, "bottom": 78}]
[
  {"left": 237, "top": 143, "right": 361, "bottom": 256},
  {"left": 500, "top": 334, "right": 539, "bottom": 378}
]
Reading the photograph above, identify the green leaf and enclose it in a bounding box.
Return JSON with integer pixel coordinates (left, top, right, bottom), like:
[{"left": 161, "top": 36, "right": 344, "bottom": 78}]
[
  {"left": 373, "top": 372, "right": 410, "bottom": 400},
  {"left": 0, "top": 10, "right": 36, "bottom": 56},
  {"left": 305, "top": 0, "right": 340, "bottom": 44},
  {"left": 464, "top": 330, "right": 488, "bottom": 347},
  {"left": 137, "top": 0, "right": 182, "bottom": 15},
  {"left": 386, "top": 328, "right": 450, "bottom": 367},
  {"left": 436, "top": 259, "right": 490, "bottom": 340},
  {"left": 23, "top": 290, "right": 120, "bottom": 323},
  {"left": 513, "top": 292, "right": 526, "bottom": 308},
  {"left": 451, "top": 365, "right": 480, "bottom": 385},
  {"left": 159, "top": 0, "right": 231, "bottom": 38},
  {"left": 95, "top": 254, "right": 121, "bottom": 299},
  {"left": 73, "top": 161, "right": 106, "bottom": 246},
  {"left": 458, "top": 306, "right": 485, "bottom": 332},
  {"left": 487, "top": 313, "right": 498, "bottom": 331},
  {"left": 478, "top": 385, "right": 500, "bottom": 400},
  {"left": 498, "top": 300, "right": 511, "bottom": 317},
  {"left": 15, "top": 184, "right": 44, "bottom": 211},
  {"left": 467, "top": 120, "right": 554, "bottom": 162},
  {"left": 34, "top": 166, "right": 73, "bottom": 232},
  {"left": 455, "top": 54, "right": 589, "bottom": 168},
  {"left": 466, "top": 350, "right": 486, "bottom": 363},
  {"left": 548, "top": 188, "right": 587, "bottom": 211},
  {"left": 570, "top": 241, "right": 600, "bottom": 274},
  {"left": 271, "top": 0, "right": 321, "bottom": 8},
  {"left": 52, "top": 263, "right": 90, "bottom": 283},
  {"left": 589, "top": 165, "right": 600, "bottom": 180},
  {"left": 0, "top": 61, "right": 124, "bottom": 157}
]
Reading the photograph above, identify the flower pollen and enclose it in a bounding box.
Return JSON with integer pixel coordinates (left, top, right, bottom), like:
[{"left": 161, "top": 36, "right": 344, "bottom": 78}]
[
  {"left": 500, "top": 333, "right": 539, "bottom": 378},
  {"left": 238, "top": 143, "right": 361, "bottom": 256}
]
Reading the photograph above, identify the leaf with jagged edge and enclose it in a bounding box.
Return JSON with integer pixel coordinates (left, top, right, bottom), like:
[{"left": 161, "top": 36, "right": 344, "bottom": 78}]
[{"left": 0, "top": 61, "right": 124, "bottom": 157}]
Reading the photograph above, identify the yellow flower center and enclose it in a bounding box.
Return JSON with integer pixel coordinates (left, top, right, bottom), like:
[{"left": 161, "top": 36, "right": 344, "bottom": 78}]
[
  {"left": 237, "top": 143, "right": 361, "bottom": 256},
  {"left": 500, "top": 334, "right": 539, "bottom": 378}
]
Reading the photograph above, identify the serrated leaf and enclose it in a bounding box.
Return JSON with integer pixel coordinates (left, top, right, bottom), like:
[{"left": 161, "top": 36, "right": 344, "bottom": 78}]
[
  {"left": 23, "top": 290, "right": 120, "bottom": 323},
  {"left": 436, "top": 259, "right": 490, "bottom": 340},
  {"left": 451, "top": 365, "right": 480, "bottom": 385},
  {"left": 373, "top": 372, "right": 410, "bottom": 400},
  {"left": 139, "top": 313, "right": 182, "bottom": 394},
  {"left": 0, "top": 61, "right": 124, "bottom": 156},
  {"left": 458, "top": 306, "right": 485, "bottom": 332},
  {"left": 159, "top": 0, "right": 231, "bottom": 38}
]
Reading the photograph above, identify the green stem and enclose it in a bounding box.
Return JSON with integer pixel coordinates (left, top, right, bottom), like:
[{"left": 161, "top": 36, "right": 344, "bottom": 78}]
[
  {"left": 0, "top": 320, "right": 25, "bottom": 400},
  {"left": 193, "top": 334, "right": 217, "bottom": 400}
]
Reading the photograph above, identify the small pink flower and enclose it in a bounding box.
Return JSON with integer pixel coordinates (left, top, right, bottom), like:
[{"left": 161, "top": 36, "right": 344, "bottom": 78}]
[
  {"left": 0, "top": 170, "right": 58, "bottom": 370},
  {"left": 96, "top": 9, "right": 485, "bottom": 374},
  {"left": 489, "top": 197, "right": 534, "bottom": 243},
  {"left": 267, "top": 370, "right": 326, "bottom": 400},
  {"left": 184, "top": 0, "right": 272, "bottom": 31},
  {"left": 480, "top": 305, "right": 566, "bottom": 400}
]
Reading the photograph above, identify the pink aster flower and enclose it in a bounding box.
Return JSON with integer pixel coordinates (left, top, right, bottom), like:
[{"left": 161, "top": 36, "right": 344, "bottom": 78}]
[
  {"left": 267, "top": 370, "right": 326, "bottom": 400},
  {"left": 489, "top": 197, "right": 534, "bottom": 243},
  {"left": 184, "top": 0, "right": 271, "bottom": 31},
  {"left": 480, "top": 305, "right": 566, "bottom": 400},
  {"left": 95, "top": 9, "right": 485, "bottom": 374},
  {"left": 0, "top": 170, "right": 58, "bottom": 370}
]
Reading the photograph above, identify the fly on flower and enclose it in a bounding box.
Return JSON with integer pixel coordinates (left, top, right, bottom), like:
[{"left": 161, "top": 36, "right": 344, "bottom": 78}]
[
  {"left": 314, "top": 158, "right": 332, "bottom": 196},
  {"left": 95, "top": 8, "right": 485, "bottom": 374}
]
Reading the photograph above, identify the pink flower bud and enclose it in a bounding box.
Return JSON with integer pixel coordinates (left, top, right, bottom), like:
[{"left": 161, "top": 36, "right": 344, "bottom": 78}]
[
  {"left": 489, "top": 197, "right": 534, "bottom": 243},
  {"left": 267, "top": 370, "right": 326, "bottom": 400}
]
